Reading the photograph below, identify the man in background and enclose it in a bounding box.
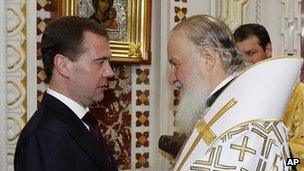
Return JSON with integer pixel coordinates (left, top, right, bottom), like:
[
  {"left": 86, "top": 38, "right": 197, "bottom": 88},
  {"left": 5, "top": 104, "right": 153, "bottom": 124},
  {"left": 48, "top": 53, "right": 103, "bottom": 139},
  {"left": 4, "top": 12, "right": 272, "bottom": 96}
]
[
  {"left": 14, "top": 16, "right": 117, "bottom": 171},
  {"left": 233, "top": 23, "right": 272, "bottom": 64}
]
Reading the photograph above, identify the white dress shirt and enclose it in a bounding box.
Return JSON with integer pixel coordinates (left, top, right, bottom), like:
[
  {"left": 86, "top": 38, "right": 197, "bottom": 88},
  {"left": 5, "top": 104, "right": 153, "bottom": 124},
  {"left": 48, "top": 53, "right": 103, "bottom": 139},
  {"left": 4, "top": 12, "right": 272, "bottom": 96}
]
[{"left": 47, "top": 88, "right": 90, "bottom": 130}]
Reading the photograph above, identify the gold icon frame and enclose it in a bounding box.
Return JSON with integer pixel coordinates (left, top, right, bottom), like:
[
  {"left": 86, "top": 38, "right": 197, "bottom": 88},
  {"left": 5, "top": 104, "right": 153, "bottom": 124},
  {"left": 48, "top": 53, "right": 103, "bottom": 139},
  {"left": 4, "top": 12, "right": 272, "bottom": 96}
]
[{"left": 55, "top": 0, "right": 151, "bottom": 64}]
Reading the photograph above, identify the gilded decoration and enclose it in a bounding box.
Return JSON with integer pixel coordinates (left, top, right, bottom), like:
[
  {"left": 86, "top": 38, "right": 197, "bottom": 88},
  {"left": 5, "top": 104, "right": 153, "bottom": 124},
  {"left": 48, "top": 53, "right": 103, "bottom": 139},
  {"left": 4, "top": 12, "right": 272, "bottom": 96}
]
[
  {"left": 190, "top": 121, "right": 290, "bottom": 170},
  {"left": 56, "top": 0, "right": 151, "bottom": 64},
  {"left": 176, "top": 98, "right": 237, "bottom": 171},
  {"left": 283, "top": 82, "right": 304, "bottom": 170}
]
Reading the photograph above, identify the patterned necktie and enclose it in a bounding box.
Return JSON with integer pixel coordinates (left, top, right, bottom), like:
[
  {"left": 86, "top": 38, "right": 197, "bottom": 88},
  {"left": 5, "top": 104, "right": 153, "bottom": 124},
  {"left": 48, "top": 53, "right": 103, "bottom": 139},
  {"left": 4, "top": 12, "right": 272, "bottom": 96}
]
[{"left": 82, "top": 111, "right": 115, "bottom": 170}]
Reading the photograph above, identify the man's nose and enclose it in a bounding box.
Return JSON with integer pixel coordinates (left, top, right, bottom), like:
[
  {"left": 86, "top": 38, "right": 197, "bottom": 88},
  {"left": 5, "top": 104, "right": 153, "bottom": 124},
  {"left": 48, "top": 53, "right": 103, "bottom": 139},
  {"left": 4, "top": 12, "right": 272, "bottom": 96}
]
[
  {"left": 244, "top": 57, "right": 254, "bottom": 65},
  {"left": 169, "top": 67, "right": 177, "bottom": 84},
  {"left": 103, "top": 61, "right": 114, "bottom": 78}
]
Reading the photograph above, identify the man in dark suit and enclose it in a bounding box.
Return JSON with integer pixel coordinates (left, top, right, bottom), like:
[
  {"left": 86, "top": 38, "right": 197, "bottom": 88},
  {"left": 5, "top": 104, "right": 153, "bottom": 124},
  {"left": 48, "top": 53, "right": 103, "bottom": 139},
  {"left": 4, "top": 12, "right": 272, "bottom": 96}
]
[{"left": 14, "top": 16, "right": 117, "bottom": 171}]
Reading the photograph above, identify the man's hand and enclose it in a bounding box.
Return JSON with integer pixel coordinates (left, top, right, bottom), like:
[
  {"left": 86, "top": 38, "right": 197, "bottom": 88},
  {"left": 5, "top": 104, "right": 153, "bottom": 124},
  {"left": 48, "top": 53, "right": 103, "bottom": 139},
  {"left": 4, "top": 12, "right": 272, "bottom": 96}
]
[{"left": 158, "top": 133, "right": 187, "bottom": 157}]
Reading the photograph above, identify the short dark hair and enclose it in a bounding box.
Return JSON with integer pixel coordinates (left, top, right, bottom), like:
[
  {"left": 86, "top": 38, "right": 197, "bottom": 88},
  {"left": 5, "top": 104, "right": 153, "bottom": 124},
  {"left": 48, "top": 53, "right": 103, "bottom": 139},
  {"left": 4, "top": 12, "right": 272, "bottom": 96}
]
[
  {"left": 233, "top": 23, "right": 271, "bottom": 51},
  {"left": 41, "top": 16, "right": 109, "bottom": 78}
]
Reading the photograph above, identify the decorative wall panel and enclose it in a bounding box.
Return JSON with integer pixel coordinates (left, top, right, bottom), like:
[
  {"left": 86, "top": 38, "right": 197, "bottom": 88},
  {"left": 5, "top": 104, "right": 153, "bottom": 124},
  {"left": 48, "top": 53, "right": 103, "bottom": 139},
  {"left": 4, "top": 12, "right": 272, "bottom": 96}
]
[
  {"left": 4, "top": 1, "right": 27, "bottom": 170},
  {"left": 172, "top": 0, "right": 187, "bottom": 128},
  {"left": 131, "top": 65, "right": 151, "bottom": 170},
  {"left": 280, "top": 0, "right": 301, "bottom": 55},
  {"left": 36, "top": 0, "right": 53, "bottom": 104},
  {"left": 91, "top": 66, "right": 132, "bottom": 170},
  {"left": 256, "top": 0, "right": 261, "bottom": 23}
]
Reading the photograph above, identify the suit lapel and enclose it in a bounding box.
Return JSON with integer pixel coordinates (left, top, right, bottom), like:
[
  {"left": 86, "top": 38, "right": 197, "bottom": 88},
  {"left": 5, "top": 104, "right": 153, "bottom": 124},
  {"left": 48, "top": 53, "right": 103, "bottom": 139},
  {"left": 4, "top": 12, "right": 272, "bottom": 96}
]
[
  {"left": 68, "top": 121, "right": 109, "bottom": 170},
  {"left": 43, "top": 93, "right": 109, "bottom": 170}
]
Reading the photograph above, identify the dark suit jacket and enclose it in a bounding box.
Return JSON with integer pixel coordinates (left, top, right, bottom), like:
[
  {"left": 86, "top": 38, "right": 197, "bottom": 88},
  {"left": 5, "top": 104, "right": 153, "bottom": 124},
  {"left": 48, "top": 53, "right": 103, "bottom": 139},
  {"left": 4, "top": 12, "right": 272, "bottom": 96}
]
[{"left": 14, "top": 93, "right": 118, "bottom": 171}]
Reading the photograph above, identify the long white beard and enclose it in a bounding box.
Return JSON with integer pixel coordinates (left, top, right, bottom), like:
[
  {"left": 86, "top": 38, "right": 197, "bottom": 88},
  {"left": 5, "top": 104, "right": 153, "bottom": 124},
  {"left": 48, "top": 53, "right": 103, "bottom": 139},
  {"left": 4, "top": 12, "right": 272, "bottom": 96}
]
[{"left": 175, "top": 70, "right": 209, "bottom": 136}]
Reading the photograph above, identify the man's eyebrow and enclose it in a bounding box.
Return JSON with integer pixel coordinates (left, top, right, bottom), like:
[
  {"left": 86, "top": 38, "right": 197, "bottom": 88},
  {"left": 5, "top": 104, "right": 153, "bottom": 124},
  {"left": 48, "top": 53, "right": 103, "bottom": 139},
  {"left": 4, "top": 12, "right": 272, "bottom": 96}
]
[
  {"left": 93, "top": 56, "right": 111, "bottom": 62},
  {"left": 246, "top": 49, "right": 256, "bottom": 53}
]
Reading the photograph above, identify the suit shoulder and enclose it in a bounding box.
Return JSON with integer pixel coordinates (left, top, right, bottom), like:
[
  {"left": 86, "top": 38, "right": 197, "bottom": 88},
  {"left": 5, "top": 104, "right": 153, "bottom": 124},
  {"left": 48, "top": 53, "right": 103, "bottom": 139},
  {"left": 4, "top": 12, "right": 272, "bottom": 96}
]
[{"left": 18, "top": 105, "right": 66, "bottom": 142}]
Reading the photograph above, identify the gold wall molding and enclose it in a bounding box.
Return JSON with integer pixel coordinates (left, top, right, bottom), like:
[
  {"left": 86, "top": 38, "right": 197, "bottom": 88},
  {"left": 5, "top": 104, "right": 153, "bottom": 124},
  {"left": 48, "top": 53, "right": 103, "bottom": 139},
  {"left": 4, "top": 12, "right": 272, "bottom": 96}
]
[{"left": 217, "top": 0, "right": 249, "bottom": 31}]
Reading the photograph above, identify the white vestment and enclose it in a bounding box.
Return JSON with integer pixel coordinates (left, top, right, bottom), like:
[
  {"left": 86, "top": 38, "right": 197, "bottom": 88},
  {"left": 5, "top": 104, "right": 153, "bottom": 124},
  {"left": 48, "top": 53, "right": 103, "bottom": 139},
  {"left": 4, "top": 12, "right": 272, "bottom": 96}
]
[
  {"left": 190, "top": 120, "right": 290, "bottom": 170},
  {"left": 173, "top": 57, "right": 303, "bottom": 171}
]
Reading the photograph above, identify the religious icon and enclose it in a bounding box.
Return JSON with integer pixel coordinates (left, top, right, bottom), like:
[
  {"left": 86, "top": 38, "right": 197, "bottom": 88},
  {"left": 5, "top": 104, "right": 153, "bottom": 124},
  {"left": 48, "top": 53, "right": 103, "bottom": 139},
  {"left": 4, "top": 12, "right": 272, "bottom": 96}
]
[
  {"left": 78, "top": 0, "right": 118, "bottom": 30},
  {"left": 56, "top": 0, "right": 151, "bottom": 64}
]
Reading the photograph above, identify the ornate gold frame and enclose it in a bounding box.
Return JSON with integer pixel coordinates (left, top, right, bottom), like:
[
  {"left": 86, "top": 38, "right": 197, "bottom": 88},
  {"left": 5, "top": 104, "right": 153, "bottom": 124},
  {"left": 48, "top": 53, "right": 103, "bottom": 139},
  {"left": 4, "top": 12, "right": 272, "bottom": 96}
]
[{"left": 56, "top": 0, "right": 151, "bottom": 64}]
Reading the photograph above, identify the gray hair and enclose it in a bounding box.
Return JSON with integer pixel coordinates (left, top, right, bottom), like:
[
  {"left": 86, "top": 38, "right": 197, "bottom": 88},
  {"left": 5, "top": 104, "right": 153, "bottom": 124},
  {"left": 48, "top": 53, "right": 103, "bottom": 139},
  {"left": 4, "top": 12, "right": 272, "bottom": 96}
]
[{"left": 171, "top": 15, "right": 244, "bottom": 73}]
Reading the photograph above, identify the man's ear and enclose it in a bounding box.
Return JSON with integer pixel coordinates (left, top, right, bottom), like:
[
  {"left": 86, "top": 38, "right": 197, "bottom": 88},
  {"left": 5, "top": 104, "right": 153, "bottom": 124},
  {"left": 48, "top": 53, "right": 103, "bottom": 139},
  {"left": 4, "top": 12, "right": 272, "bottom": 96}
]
[
  {"left": 265, "top": 43, "right": 272, "bottom": 58},
  {"left": 200, "top": 45, "right": 216, "bottom": 71},
  {"left": 53, "top": 54, "right": 71, "bottom": 78}
]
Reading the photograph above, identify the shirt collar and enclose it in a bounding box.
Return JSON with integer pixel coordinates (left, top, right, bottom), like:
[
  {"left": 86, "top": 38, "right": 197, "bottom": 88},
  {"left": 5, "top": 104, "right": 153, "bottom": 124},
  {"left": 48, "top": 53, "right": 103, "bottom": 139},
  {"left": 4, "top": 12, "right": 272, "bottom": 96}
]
[
  {"left": 208, "top": 73, "right": 237, "bottom": 99},
  {"left": 46, "top": 88, "right": 89, "bottom": 120}
]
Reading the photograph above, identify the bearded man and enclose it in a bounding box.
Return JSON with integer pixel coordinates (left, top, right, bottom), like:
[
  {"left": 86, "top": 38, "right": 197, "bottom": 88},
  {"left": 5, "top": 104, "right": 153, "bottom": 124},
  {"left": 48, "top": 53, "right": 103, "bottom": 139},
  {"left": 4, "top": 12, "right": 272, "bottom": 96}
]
[
  {"left": 158, "top": 14, "right": 243, "bottom": 158},
  {"left": 160, "top": 15, "right": 302, "bottom": 171}
]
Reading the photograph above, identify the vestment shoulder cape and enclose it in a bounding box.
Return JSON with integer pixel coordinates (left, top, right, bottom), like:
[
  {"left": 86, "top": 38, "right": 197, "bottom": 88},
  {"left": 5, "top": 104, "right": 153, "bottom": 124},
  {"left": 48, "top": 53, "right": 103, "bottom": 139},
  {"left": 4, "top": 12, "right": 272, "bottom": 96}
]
[{"left": 173, "top": 57, "right": 303, "bottom": 171}]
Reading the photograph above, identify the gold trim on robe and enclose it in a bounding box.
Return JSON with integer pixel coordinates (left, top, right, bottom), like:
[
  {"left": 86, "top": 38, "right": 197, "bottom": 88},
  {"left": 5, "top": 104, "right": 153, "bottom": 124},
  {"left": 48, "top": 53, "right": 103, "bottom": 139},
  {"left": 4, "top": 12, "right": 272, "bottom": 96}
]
[{"left": 283, "top": 82, "right": 304, "bottom": 171}]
